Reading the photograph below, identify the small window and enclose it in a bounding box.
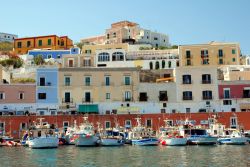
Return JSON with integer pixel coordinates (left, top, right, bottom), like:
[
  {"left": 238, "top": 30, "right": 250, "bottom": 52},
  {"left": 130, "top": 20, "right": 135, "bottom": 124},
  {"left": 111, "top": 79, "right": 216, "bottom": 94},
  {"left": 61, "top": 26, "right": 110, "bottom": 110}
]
[
  {"left": 47, "top": 55, "right": 52, "bottom": 59},
  {"left": 0, "top": 92, "right": 5, "bottom": 100},
  {"left": 19, "top": 92, "right": 24, "bottom": 100},
  {"left": 38, "top": 93, "right": 46, "bottom": 99},
  {"left": 57, "top": 55, "right": 61, "bottom": 59},
  {"left": 223, "top": 100, "right": 232, "bottom": 105},
  {"left": 124, "top": 76, "right": 131, "bottom": 85},
  {"left": 85, "top": 77, "right": 91, "bottom": 86},
  {"left": 105, "top": 121, "right": 111, "bottom": 129},
  {"left": 106, "top": 93, "right": 110, "bottom": 100},
  {"left": 17, "top": 42, "right": 22, "bottom": 48},
  {"left": 65, "top": 77, "right": 71, "bottom": 86},
  {"left": 161, "top": 109, "right": 166, "bottom": 113},
  {"left": 48, "top": 39, "right": 51, "bottom": 45},
  {"left": 40, "top": 111, "right": 45, "bottom": 115},
  {"left": 186, "top": 108, "right": 191, "bottom": 113},
  {"left": 38, "top": 40, "right": 42, "bottom": 46},
  {"left": 146, "top": 119, "right": 152, "bottom": 128},
  {"left": 232, "top": 58, "right": 236, "bottom": 62},
  {"left": 232, "top": 49, "right": 236, "bottom": 54},
  {"left": 27, "top": 41, "right": 31, "bottom": 47}
]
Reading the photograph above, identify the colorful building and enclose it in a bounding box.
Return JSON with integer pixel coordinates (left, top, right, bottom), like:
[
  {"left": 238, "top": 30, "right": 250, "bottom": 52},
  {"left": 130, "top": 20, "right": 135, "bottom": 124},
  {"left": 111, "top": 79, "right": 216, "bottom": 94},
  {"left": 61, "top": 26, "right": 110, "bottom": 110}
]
[
  {"left": 36, "top": 68, "right": 59, "bottom": 115},
  {"left": 14, "top": 35, "right": 73, "bottom": 54},
  {"left": 179, "top": 41, "right": 241, "bottom": 67}
]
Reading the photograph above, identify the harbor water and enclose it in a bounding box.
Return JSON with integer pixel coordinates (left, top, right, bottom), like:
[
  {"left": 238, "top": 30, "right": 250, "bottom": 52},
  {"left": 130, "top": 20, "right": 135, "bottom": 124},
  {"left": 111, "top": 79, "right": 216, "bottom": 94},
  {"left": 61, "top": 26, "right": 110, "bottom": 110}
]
[{"left": 0, "top": 145, "right": 250, "bottom": 167}]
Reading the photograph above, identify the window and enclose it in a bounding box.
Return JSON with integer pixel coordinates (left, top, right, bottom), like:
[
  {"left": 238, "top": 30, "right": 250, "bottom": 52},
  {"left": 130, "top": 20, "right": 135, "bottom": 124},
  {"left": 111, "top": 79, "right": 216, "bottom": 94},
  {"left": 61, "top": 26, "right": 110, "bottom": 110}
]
[
  {"left": 98, "top": 52, "right": 110, "bottom": 62},
  {"left": 39, "top": 77, "right": 45, "bottom": 86},
  {"left": 149, "top": 62, "right": 153, "bottom": 69},
  {"left": 40, "top": 111, "right": 45, "bottom": 115},
  {"left": 0, "top": 92, "right": 5, "bottom": 100},
  {"left": 202, "top": 74, "right": 211, "bottom": 84},
  {"left": 154, "top": 37, "right": 158, "bottom": 40},
  {"left": 232, "top": 49, "right": 236, "bottom": 54},
  {"left": 57, "top": 55, "right": 61, "bottom": 59},
  {"left": 85, "top": 50, "right": 92, "bottom": 54},
  {"left": 168, "top": 61, "right": 171, "bottom": 68},
  {"left": 61, "top": 40, "right": 64, "bottom": 46},
  {"left": 202, "top": 90, "right": 213, "bottom": 100},
  {"left": 113, "top": 32, "right": 116, "bottom": 38},
  {"left": 183, "top": 91, "right": 192, "bottom": 100},
  {"left": 223, "top": 89, "right": 230, "bottom": 98},
  {"left": 47, "top": 55, "right": 52, "bottom": 59},
  {"left": 232, "top": 58, "right": 236, "bottom": 62},
  {"left": 64, "top": 92, "right": 71, "bottom": 103},
  {"left": 146, "top": 119, "right": 152, "bottom": 128},
  {"left": 85, "top": 77, "right": 91, "bottom": 86},
  {"left": 48, "top": 39, "right": 51, "bottom": 45},
  {"left": 124, "top": 91, "right": 131, "bottom": 101},
  {"left": 105, "top": 121, "right": 111, "bottom": 129},
  {"left": 27, "top": 41, "right": 31, "bottom": 47},
  {"left": 155, "top": 61, "right": 160, "bottom": 69},
  {"left": 19, "top": 92, "right": 24, "bottom": 100},
  {"left": 186, "top": 108, "right": 191, "bottom": 113},
  {"left": 104, "top": 76, "right": 110, "bottom": 86},
  {"left": 17, "top": 42, "right": 22, "bottom": 48},
  {"left": 218, "top": 49, "right": 223, "bottom": 57},
  {"left": 124, "top": 76, "right": 131, "bottom": 85},
  {"left": 112, "top": 52, "right": 124, "bottom": 61},
  {"left": 38, "top": 93, "right": 46, "bottom": 99},
  {"left": 230, "top": 117, "right": 237, "bottom": 128},
  {"left": 20, "top": 123, "right": 27, "bottom": 130},
  {"left": 83, "top": 59, "right": 91, "bottom": 67},
  {"left": 186, "top": 50, "right": 191, "bottom": 58},
  {"left": 159, "top": 91, "right": 168, "bottom": 101},
  {"left": 161, "top": 109, "right": 166, "bottom": 113},
  {"left": 84, "top": 92, "right": 91, "bottom": 102},
  {"left": 68, "top": 59, "right": 74, "bottom": 67},
  {"left": 243, "top": 89, "right": 250, "bottom": 98},
  {"left": 201, "top": 49, "right": 209, "bottom": 65},
  {"left": 65, "top": 77, "right": 71, "bottom": 86},
  {"left": 219, "top": 59, "right": 223, "bottom": 65},
  {"left": 125, "top": 120, "right": 131, "bottom": 128},
  {"left": 162, "top": 60, "right": 165, "bottom": 68},
  {"left": 182, "top": 75, "right": 192, "bottom": 84},
  {"left": 106, "top": 93, "right": 110, "bottom": 100},
  {"left": 38, "top": 40, "right": 42, "bottom": 46},
  {"left": 186, "top": 59, "right": 192, "bottom": 66},
  {"left": 139, "top": 92, "right": 148, "bottom": 102},
  {"left": 223, "top": 100, "right": 232, "bottom": 105}
]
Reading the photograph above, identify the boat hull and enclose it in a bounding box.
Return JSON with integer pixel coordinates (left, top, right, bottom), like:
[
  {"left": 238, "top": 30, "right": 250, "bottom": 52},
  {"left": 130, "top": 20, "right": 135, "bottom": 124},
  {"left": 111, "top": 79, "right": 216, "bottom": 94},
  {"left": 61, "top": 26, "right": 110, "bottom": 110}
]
[
  {"left": 75, "top": 135, "right": 98, "bottom": 146},
  {"left": 187, "top": 136, "right": 218, "bottom": 145},
  {"left": 132, "top": 138, "right": 158, "bottom": 146},
  {"left": 28, "top": 137, "right": 58, "bottom": 149},
  {"left": 218, "top": 137, "right": 248, "bottom": 145},
  {"left": 161, "top": 138, "right": 187, "bottom": 146},
  {"left": 99, "top": 138, "right": 124, "bottom": 146}
]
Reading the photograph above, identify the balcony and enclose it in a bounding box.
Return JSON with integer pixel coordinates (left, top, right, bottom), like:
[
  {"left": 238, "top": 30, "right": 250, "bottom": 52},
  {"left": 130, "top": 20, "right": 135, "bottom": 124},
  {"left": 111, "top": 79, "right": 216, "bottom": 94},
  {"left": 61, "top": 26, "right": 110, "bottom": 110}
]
[
  {"left": 217, "top": 54, "right": 225, "bottom": 58},
  {"left": 202, "top": 96, "right": 213, "bottom": 100},
  {"left": 139, "top": 96, "right": 148, "bottom": 102},
  {"left": 62, "top": 98, "right": 73, "bottom": 103},
  {"left": 123, "top": 98, "right": 132, "bottom": 102},
  {"left": 122, "top": 82, "right": 133, "bottom": 86},
  {"left": 220, "top": 95, "right": 231, "bottom": 99},
  {"left": 82, "top": 98, "right": 93, "bottom": 103},
  {"left": 201, "top": 80, "right": 212, "bottom": 84},
  {"left": 159, "top": 96, "right": 168, "bottom": 102},
  {"left": 182, "top": 80, "right": 192, "bottom": 84},
  {"left": 37, "top": 82, "right": 52, "bottom": 86},
  {"left": 183, "top": 96, "right": 193, "bottom": 100}
]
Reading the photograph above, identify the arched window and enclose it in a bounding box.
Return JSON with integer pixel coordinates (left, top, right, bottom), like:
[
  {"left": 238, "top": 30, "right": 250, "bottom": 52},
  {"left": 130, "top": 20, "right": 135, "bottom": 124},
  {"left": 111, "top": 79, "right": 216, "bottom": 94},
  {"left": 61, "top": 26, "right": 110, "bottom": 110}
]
[
  {"left": 149, "top": 62, "right": 153, "bottom": 70},
  {"left": 98, "top": 52, "right": 110, "bottom": 62},
  {"left": 162, "top": 60, "right": 165, "bottom": 69},
  {"left": 168, "top": 61, "right": 171, "bottom": 68},
  {"left": 112, "top": 52, "right": 124, "bottom": 61},
  {"left": 155, "top": 61, "right": 159, "bottom": 69}
]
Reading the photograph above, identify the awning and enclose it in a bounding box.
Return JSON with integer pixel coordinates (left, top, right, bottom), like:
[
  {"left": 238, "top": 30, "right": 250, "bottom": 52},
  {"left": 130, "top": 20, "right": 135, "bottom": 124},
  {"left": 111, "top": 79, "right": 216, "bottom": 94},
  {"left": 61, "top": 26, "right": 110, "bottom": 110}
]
[
  {"left": 156, "top": 77, "right": 174, "bottom": 82},
  {"left": 117, "top": 106, "right": 140, "bottom": 114},
  {"left": 240, "top": 103, "right": 250, "bottom": 109},
  {"left": 78, "top": 104, "right": 99, "bottom": 113}
]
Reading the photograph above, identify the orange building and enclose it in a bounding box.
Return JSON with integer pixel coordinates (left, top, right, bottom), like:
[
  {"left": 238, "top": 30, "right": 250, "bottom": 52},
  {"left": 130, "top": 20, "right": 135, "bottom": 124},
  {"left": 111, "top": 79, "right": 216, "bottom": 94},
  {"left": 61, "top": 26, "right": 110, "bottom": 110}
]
[{"left": 14, "top": 35, "right": 73, "bottom": 54}]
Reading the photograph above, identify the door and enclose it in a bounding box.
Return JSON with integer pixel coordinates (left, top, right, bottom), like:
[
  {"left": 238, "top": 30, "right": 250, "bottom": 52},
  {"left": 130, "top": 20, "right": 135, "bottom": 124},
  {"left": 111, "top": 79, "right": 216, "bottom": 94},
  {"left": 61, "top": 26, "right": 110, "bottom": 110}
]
[
  {"left": 65, "top": 92, "right": 71, "bottom": 103},
  {"left": 85, "top": 92, "right": 91, "bottom": 102}
]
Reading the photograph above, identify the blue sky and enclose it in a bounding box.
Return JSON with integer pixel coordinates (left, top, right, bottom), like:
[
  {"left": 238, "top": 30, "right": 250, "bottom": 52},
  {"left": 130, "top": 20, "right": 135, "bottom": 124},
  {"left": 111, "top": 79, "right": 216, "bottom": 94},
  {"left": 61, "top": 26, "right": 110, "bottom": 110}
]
[{"left": 1, "top": 0, "right": 250, "bottom": 54}]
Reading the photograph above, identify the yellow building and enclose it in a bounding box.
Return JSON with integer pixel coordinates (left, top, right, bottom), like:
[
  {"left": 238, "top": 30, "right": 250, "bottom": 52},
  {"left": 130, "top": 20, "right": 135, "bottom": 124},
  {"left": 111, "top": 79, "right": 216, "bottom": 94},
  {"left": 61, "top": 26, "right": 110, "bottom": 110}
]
[
  {"left": 82, "top": 43, "right": 129, "bottom": 55},
  {"left": 14, "top": 35, "right": 73, "bottom": 54},
  {"left": 179, "top": 41, "right": 241, "bottom": 67},
  {"left": 58, "top": 67, "right": 140, "bottom": 113}
]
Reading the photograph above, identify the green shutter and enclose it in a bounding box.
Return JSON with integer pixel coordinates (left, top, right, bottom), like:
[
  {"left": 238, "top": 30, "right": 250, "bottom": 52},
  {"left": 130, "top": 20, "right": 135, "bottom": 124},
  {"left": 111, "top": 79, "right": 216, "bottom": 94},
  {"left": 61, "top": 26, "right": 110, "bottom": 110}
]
[
  {"left": 78, "top": 104, "right": 98, "bottom": 113},
  {"left": 48, "top": 39, "right": 51, "bottom": 45},
  {"left": 38, "top": 40, "right": 42, "bottom": 46}
]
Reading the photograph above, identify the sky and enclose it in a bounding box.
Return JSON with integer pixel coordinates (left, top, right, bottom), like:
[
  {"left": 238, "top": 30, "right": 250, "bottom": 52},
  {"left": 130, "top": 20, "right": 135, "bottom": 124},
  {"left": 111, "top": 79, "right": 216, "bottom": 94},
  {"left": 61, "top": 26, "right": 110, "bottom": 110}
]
[{"left": 1, "top": 0, "right": 250, "bottom": 54}]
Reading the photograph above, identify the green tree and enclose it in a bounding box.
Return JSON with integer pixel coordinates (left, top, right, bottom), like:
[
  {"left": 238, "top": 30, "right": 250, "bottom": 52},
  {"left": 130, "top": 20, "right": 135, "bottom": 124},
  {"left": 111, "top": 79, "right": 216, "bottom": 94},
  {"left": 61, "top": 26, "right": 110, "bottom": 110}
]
[
  {"left": 34, "top": 55, "right": 45, "bottom": 65},
  {"left": 75, "top": 42, "right": 84, "bottom": 49},
  {"left": 0, "top": 58, "right": 23, "bottom": 68}
]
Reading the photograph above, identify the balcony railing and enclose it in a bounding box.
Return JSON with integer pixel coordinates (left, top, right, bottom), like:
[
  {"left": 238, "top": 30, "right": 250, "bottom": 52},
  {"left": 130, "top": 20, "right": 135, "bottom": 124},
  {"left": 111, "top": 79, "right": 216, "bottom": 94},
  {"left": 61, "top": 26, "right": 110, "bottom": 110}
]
[
  {"left": 37, "top": 82, "right": 52, "bottom": 86},
  {"left": 182, "top": 80, "right": 192, "bottom": 84},
  {"left": 201, "top": 80, "right": 212, "bottom": 84},
  {"left": 217, "top": 54, "right": 225, "bottom": 58},
  {"left": 159, "top": 96, "right": 168, "bottom": 101},
  {"left": 123, "top": 98, "right": 132, "bottom": 102},
  {"left": 82, "top": 98, "right": 93, "bottom": 103},
  {"left": 183, "top": 96, "right": 193, "bottom": 100},
  {"left": 62, "top": 98, "right": 73, "bottom": 103},
  {"left": 202, "top": 96, "right": 213, "bottom": 100},
  {"left": 139, "top": 96, "right": 148, "bottom": 102}
]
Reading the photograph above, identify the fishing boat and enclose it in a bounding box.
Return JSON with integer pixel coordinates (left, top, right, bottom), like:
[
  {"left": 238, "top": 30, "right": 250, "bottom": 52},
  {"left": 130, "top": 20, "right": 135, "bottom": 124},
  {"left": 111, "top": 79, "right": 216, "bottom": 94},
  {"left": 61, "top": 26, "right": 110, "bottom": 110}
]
[
  {"left": 128, "top": 118, "right": 158, "bottom": 146},
  {"left": 179, "top": 119, "right": 217, "bottom": 145},
  {"left": 97, "top": 129, "right": 125, "bottom": 146},
  {"left": 23, "top": 118, "right": 58, "bottom": 149},
  {"left": 74, "top": 116, "right": 98, "bottom": 146},
  {"left": 158, "top": 119, "right": 187, "bottom": 146},
  {"left": 65, "top": 120, "right": 78, "bottom": 145},
  {"left": 217, "top": 129, "right": 248, "bottom": 145}
]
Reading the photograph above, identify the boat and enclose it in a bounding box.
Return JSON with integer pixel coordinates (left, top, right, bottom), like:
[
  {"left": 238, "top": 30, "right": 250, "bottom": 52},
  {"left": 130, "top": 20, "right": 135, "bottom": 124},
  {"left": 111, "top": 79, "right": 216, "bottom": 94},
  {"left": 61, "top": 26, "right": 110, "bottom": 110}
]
[
  {"left": 22, "top": 118, "right": 59, "bottom": 149},
  {"left": 158, "top": 119, "right": 187, "bottom": 146},
  {"left": 128, "top": 118, "right": 158, "bottom": 146},
  {"left": 74, "top": 116, "right": 98, "bottom": 146},
  {"left": 179, "top": 119, "right": 217, "bottom": 145},
  {"left": 65, "top": 120, "right": 78, "bottom": 145},
  {"left": 217, "top": 129, "right": 248, "bottom": 145},
  {"left": 97, "top": 129, "right": 125, "bottom": 146}
]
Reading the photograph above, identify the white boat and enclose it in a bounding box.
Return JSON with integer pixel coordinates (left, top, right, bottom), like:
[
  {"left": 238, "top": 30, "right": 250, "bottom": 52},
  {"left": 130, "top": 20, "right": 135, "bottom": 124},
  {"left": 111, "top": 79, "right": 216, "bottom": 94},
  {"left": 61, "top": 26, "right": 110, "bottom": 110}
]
[
  {"left": 74, "top": 116, "right": 98, "bottom": 146},
  {"left": 218, "top": 129, "right": 248, "bottom": 145},
  {"left": 65, "top": 121, "right": 78, "bottom": 145},
  {"left": 128, "top": 118, "right": 158, "bottom": 146},
  {"left": 24, "top": 118, "right": 58, "bottom": 149},
  {"left": 98, "top": 129, "right": 125, "bottom": 146},
  {"left": 179, "top": 119, "right": 217, "bottom": 145},
  {"left": 158, "top": 119, "right": 187, "bottom": 146}
]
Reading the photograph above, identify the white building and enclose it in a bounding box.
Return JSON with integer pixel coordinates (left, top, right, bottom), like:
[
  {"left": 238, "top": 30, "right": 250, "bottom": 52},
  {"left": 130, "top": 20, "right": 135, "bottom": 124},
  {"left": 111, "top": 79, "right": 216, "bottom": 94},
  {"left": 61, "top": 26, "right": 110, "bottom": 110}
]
[{"left": 0, "top": 32, "right": 18, "bottom": 42}]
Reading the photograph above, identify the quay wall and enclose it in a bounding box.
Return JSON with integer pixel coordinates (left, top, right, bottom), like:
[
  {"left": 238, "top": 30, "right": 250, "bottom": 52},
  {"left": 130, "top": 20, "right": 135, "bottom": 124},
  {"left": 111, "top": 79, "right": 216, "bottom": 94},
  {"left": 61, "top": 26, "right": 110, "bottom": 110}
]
[{"left": 0, "top": 112, "right": 249, "bottom": 139}]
